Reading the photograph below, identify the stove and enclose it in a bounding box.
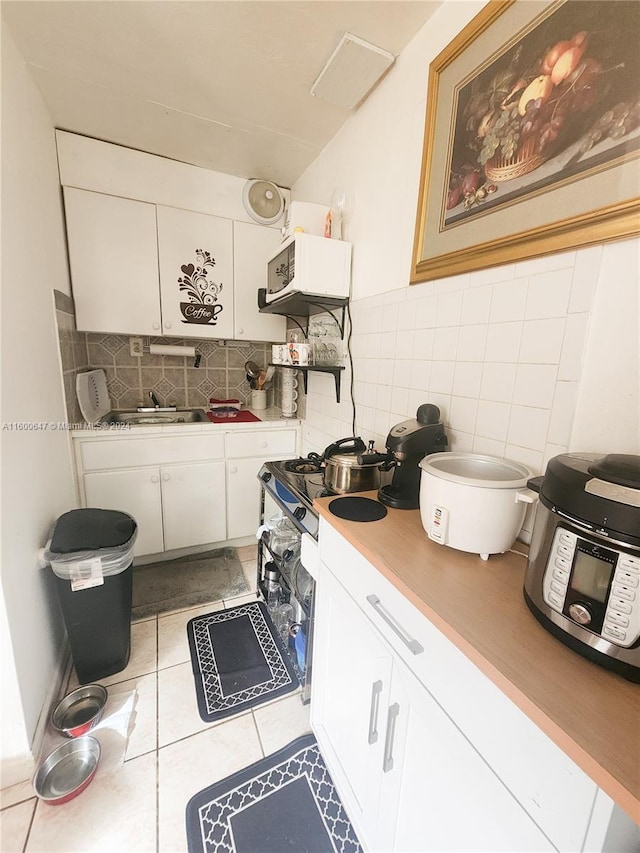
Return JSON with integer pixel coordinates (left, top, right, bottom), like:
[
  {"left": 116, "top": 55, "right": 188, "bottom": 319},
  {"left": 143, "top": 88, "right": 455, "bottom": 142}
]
[{"left": 258, "top": 459, "right": 330, "bottom": 539}]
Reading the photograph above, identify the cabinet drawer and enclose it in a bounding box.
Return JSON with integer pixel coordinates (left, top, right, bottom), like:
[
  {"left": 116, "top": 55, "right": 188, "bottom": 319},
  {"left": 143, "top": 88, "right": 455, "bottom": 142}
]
[
  {"left": 225, "top": 429, "right": 297, "bottom": 459},
  {"left": 319, "top": 520, "right": 597, "bottom": 853},
  {"left": 79, "top": 433, "right": 225, "bottom": 471}
]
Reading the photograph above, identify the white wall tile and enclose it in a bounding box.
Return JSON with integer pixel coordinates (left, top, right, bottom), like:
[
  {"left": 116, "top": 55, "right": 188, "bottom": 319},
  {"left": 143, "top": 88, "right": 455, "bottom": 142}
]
[
  {"left": 397, "top": 300, "right": 417, "bottom": 330},
  {"left": 394, "top": 358, "right": 414, "bottom": 386},
  {"left": 475, "top": 400, "right": 510, "bottom": 442},
  {"left": 525, "top": 269, "right": 572, "bottom": 319},
  {"left": 433, "top": 327, "right": 459, "bottom": 360},
  {"left": 430, "top": 361, "right": 455, "bottom": 394},
  {"left": 379, "top": 331, "right": 396, "bottom": 359},
  {"left": 480, "top": 363, "right": 517, "bottom": 403},
  {"left": 435, "top": 291, "right": 462, "bottom": 326},
  {"left": 390, "top": 386, "right": 409, "bottom": 417},
  {"left": 504, "top": 445, "right": 544, "bottom": 476},
  {"left": 413, "top": 295, "right": 437, "bottom": 329},
  {"left": 376, "top": 384, "right": 392, "bottom": 412},
  {"left": 558, "top": 313, "right": 588, "bottom": 381},
  {"left": 461, "top": 285, "right": 492, "bottom": 325},
  {"left": 409, "top": 359, "right": 431, "bottom": 391},
  {"left": 412, "top": 328, "right": 434, "bottom": 360},
  {"left": 452, "top": 362, "right": 482, "bottom": 398},
  {"left": 456, "top": 324, "right": 487, "bottom": 362},
  {"left": 548, "top": 381, "right": 578, "bottom": 446},
  {"left": 513, "top": 364, "right": 557, "bottom": 408},
  {"left": 515, "top": 251, "right": 576, "bottom": 277},
  {"left": 395, "top": 329, "right": 415, "bottom": 359},
  {"left": 485, "top": 321, "right": 522, "bottom": 363},
  {"left": 377, "top": 359, "right": 394, "bottom": 386},
  {"left": 381, "top": 302, "right": 399, "bottom": 332},
  {"left": 448, "top": 429, "right": 474, "bottom": 452},
  {"left": 519, "top": 318, "right": 565, "bottom": 364},
  {"left": 449, "top": 396, "right": 478, "bottom": 434},
  {"left": 507, "top": 406, "right": 550, "bottom": 450},
  {"left": 569, "top": 245, "right": 603, "bottom": 313},
  {"left": 470, "top": 263, "right": 515, "bottom": 286},
  {"left": 426, "top": 392, "right": 451, "bottom": 421},
  {"left": 489, "top": 278, "right": 527, "bottom": 322},
  {"left": 472, "top": 435, "right": 506, "bottom": 457}
]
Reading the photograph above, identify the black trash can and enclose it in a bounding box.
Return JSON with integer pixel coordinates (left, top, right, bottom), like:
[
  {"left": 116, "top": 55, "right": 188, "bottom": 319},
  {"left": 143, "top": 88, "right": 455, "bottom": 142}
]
[{"left": 45, "top": 508, "right": 137, "bottom": 684}]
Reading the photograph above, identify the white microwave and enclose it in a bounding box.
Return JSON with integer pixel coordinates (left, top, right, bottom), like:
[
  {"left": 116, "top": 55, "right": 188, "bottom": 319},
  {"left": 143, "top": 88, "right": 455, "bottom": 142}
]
[{"left": 265, "top": 232, "right": 351, "bottom": 305}]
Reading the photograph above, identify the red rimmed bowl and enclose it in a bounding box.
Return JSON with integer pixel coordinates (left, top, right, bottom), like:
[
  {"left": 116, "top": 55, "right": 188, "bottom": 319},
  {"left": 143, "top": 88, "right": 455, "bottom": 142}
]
[
  {"left": 33, "top": 736, "right": 101, "bottom": 805},
  {"left": 51, "top": 684, "right": 107, "bottom": 737}
]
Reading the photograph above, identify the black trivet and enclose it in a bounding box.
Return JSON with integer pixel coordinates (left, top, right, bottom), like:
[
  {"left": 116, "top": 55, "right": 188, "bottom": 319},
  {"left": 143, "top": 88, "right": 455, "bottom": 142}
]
[
  {"left": 187, "top": 601, "right": 299, "bottom": 723},
  {"left": 328, "top": 496, "right": 388, "bottom": 522},
  {"left": 186, "top": 734, "right": 363, "bottom": 853}
]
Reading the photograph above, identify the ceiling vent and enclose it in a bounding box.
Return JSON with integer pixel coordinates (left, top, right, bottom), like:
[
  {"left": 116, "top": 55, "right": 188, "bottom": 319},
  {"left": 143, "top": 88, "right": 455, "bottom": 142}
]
[
  {"left": 310, "top": 33, "right": 395, "bottom": 110},
  {"left": 242, "top": 179, "right": 285, "bottom": 225}
]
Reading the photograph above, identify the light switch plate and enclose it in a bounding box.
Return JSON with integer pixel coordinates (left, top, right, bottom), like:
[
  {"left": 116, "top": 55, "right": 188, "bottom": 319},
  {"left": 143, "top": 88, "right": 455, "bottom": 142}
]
[{"left": 130, "top": 337, "right": 143, "bottom": 357}]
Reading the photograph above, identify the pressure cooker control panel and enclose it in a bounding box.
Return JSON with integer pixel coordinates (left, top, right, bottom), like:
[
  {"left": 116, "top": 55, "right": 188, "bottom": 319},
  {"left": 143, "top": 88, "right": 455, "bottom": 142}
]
[{"left": 542, "top": 526, "right": 640, "bottom": 648}]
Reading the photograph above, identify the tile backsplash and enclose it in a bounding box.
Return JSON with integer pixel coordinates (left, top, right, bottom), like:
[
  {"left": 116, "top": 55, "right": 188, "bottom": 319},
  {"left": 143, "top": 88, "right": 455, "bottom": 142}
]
[{"left": 55, "top": 291, "right": 279, "bottom": 421}]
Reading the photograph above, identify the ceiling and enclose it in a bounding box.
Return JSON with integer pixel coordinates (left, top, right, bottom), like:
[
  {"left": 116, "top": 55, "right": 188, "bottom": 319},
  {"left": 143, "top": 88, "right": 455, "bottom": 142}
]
[{"left": 2, "top": 1, "right": 439, "bottom": 188}]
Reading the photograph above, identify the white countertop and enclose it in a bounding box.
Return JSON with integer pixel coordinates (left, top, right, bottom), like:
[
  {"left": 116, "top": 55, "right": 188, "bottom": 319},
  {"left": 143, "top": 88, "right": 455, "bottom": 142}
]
[{"left": 71, "top": 407, "right": 302, "bottom": 439}]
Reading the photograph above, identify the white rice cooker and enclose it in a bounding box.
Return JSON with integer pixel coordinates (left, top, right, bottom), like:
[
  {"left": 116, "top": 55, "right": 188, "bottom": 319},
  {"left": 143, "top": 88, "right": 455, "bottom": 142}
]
[{"left": 419, "top": 452, "right": 537, "bottom": 560}]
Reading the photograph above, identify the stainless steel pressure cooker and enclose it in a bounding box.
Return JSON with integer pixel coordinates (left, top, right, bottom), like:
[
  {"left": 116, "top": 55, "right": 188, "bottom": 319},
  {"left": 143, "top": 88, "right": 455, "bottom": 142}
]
[{"left": 524, "top": 453, "right": 640, "bottom": 682}]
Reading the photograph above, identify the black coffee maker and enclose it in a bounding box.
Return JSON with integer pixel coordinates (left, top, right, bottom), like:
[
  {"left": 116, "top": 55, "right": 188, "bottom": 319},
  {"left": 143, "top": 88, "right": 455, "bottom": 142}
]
[{"left": 360, "top": 404, "right": 448, "bottom": 509}]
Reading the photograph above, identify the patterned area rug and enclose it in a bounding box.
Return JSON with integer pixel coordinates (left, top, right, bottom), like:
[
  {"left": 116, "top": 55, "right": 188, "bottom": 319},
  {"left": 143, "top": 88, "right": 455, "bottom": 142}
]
[
  {"left": 186, "top": 734, "right": 362, "bottom": 853},
  {"left": 187, "top": 601, "right": 299, "bottom": 723},
  {"left": 132, "top": 548, "right": 249, "bottom": 620}
]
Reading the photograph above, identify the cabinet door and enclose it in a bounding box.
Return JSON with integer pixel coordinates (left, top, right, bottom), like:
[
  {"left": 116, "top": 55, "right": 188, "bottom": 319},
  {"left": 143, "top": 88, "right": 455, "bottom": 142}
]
[
  {"left": 157, "top": 205, "right": 234, "bottom": 339},
  {"left": 311, "top": 566, "right": 392, "bottom": 850},
  {"left": 83, "top": 468, "right": 164, "bottom": 557},
  {"left": 64, "top": 188, "right": 161, "bottom": 335},
  {"left": 161, "top": 461, "right": 226, "bottom": 551},
  {"left": 233, "top": 221, "right": 285, "bottom": 342},
  {"left": 384, "top": 659, "right": 555, "bottom": 853},
  {"left": 226, "top": 457, "right": 264, "bottom": 541}
]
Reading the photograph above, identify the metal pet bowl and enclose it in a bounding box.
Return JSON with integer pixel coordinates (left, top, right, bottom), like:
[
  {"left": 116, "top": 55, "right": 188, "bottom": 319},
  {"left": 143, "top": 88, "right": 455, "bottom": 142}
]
[
  {"left": 51, "top": 684, "right": 108, "bottom": 738},
  {"left": 33, "top": 736, "right": 101, "bottom": 805}
]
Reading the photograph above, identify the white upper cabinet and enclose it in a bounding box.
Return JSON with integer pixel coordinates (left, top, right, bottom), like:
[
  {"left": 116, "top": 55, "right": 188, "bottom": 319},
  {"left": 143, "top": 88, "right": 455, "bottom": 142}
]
[
  {"left": 64, "top": 188, "right": 161, "bottom": 335},
  {"left": 156, "top": 205, "right": 234, "bottom": 340},
  {"left": 233, "top": 221, "right": 285, "bottom": 341}
]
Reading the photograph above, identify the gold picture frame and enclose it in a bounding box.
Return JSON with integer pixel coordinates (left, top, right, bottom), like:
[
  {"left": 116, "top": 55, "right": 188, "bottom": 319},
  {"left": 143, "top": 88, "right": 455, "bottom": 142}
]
[{"left": 411, "top": 0, "right": 640, "bottom": 284}]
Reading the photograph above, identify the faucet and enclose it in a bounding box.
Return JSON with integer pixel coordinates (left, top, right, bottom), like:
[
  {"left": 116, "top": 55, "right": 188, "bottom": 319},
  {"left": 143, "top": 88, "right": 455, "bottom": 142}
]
[{"left": 149, "top": 391, "right": 161, "bottom": 408}]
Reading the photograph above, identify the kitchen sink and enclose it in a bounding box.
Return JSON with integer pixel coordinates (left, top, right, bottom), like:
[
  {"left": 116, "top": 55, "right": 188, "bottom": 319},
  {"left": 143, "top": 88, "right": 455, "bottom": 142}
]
[{"left": 100, "top": 408, "right": 209, "bottom": 425}]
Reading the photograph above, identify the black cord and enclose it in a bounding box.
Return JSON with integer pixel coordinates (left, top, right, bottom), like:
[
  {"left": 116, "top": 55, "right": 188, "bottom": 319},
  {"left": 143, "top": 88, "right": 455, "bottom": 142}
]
[{"left": 346, "top": 300, "right": 356, "bottom": 435}]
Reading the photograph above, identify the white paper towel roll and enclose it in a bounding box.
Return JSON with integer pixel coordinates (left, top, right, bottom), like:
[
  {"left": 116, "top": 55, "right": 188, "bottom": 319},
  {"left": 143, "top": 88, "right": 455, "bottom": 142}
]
[{"left": 149, "top": 344, "right": 196, "bottom": 357}]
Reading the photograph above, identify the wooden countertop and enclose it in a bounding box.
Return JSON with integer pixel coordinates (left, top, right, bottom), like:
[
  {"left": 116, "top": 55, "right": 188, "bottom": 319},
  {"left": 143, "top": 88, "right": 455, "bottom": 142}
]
[{"left": 314, "top": 493, "right": 640, "bottom": 825}]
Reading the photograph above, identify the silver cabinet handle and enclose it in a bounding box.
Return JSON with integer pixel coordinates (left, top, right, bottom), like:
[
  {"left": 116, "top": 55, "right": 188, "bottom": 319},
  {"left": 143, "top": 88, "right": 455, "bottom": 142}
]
[
  {"left": 368, "top": 680, "right": 383, "bottom": 745},
  {"left": 383, "top": 702, "right": 400, "bottom": 773},
  {"left": 366, "top": 594, "right": 424, "bottom": 655}
]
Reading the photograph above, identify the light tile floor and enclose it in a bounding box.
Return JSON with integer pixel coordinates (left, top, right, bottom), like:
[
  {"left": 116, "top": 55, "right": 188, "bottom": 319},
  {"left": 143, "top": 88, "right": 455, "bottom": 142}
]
[{"left": 0, "top": 546, "right": 313, "bottom": 853}]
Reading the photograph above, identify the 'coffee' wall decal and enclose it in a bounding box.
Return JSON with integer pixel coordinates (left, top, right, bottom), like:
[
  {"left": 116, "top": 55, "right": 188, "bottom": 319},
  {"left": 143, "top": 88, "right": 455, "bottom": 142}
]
[{"left": 178, "top": 249, "right": 224, "bottom": 325}]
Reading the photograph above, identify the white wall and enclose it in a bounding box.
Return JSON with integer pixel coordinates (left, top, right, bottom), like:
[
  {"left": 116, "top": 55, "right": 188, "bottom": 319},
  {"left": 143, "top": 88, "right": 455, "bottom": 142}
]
[
  {"left": 1, "top": 24, "right": 78, "bottom": 785},
  {"left": 293, "top": 0, "right": 640, "bottom": 517}
]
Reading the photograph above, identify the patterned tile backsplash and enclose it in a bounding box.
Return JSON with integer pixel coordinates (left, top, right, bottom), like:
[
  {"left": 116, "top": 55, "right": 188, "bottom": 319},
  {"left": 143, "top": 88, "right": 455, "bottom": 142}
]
[{"left": 55, "top": 291, "right": 281, "bottom": 422}]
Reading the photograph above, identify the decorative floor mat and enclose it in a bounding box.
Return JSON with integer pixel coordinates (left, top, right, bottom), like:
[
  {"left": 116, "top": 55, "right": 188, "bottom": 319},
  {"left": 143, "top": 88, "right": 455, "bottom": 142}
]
[
  {"left": 187, "top": 601, "right": 299, "bottom": 723},
  {"left": 186, "top": 734, "right": 363, "bottom": 853},
  {"left": 132, "top": 547, "right": 248, "bottom": 620}
]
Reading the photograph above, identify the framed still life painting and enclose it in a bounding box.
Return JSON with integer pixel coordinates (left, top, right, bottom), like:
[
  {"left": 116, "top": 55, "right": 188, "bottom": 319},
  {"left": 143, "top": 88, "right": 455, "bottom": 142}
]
[{"left": 411, "top": 0, "right": 640, "bottom": 283}]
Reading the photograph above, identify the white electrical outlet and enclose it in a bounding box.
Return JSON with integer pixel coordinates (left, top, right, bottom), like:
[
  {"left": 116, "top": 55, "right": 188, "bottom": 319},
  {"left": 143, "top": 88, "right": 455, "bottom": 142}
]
[{"left": 130, "top": 337, "right": 143, "bottom": 357}]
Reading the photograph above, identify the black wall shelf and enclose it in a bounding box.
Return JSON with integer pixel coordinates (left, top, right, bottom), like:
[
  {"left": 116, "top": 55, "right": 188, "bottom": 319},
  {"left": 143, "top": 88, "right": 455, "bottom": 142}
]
[
  {"left": 258, "top": 289, "right": 348, "bottom": 338},
  {"left": 269, "top": 363, "right": 345, "bottom": 402}
]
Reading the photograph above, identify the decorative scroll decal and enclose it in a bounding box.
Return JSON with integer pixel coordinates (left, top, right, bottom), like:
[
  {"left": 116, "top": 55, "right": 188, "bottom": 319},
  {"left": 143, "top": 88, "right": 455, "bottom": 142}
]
[{"left": 178, "top": 249, "right": 224, "bottom": 325}]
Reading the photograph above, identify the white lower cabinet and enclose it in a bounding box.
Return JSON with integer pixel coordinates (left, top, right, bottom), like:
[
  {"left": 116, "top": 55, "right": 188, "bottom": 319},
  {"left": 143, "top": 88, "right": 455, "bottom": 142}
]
[
  {"left": 160, "top": 460, "right": 226, "bottom": 551},
  {"left": 312, "top": 565, "right": 556, "bottom": 852},
  {"left": 75, "top": 427, "right": 298, "bottom": 558},
  {"left": 84, "top": 467, "right": 164, "bottom": 557},
  {"left": 84, "top": 460, "right": 225, "bottom": 557}
]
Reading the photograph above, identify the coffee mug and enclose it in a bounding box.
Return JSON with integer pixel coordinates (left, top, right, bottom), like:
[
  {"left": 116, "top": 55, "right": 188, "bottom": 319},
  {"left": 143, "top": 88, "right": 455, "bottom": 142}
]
[{"left": 272, "top": 344, "right": 288, "bottom": 364}]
